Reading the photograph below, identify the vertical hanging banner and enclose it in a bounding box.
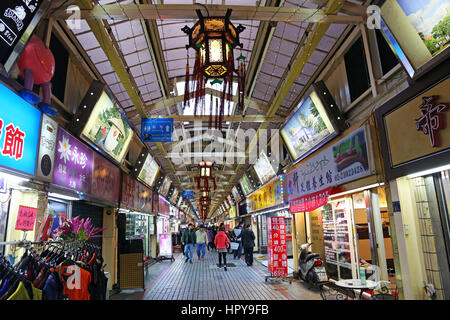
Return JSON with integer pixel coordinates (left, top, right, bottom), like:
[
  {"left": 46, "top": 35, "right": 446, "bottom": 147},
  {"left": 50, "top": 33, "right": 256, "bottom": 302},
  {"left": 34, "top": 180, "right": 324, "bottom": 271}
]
[
  {"left": 267, "top": 217, "right": 288, "bottom": 277},
  {"left": 121, "top": 173, "right": 136, "bottom": 209},
  {"left": 53, "top": 128, "right": 93, "bottom": 194}
]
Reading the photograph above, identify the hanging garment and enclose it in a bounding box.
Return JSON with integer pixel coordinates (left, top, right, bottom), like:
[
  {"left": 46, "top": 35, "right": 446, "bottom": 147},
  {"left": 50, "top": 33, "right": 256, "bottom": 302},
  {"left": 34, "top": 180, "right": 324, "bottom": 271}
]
[
  {"left": 7, "top": 281, "right": 42, "bottom": 300},
  {"left": 57, "top": 261, "right": 92, "bottom": 300},
  {"left": 43, "top": 272, "right": 64, "bottom": 300}
]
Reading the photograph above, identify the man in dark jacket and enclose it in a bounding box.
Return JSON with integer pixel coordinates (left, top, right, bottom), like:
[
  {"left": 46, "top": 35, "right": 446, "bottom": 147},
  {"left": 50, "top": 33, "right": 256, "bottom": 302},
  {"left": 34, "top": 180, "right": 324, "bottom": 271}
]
[
  {"left": 241, "top": 224, "right": 256, "bottom": 266},
  {"left": 182, "top": 223, "right": 196, "bottom": 264}
]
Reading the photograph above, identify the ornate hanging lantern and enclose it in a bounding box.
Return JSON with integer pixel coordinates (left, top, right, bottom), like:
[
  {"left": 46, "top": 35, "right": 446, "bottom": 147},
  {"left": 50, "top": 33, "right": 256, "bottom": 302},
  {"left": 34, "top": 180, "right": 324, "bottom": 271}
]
[{"left": 182, "top": 9, "right": 247, "bottom": 130}]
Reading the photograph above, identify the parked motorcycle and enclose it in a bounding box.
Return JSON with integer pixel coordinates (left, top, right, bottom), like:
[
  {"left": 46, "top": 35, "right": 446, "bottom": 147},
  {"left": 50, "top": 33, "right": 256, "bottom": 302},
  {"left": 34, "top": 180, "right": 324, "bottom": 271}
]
[{"left": 298, "top": 243, "right": 328, "bottom": 285}]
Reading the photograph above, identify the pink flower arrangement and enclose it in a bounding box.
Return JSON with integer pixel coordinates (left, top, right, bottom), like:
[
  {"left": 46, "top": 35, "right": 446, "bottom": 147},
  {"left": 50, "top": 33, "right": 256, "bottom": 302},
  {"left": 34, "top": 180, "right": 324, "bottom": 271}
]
[{"left": 52, "top": 216, "right": 105, "bottom": 241}]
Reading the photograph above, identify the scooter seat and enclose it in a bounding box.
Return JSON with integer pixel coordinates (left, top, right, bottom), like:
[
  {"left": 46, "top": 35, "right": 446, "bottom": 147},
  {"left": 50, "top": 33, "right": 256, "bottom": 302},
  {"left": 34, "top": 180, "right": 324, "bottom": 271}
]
[{"left": 304, "top": 253, "right": 320, "bottom": 262}]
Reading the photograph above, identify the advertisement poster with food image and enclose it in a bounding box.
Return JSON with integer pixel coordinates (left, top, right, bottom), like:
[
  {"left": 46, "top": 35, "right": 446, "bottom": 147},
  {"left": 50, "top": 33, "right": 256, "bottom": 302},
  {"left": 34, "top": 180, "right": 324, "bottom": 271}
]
[
  {"left": 286, "top": 126, "right": 372, "bottom": 201},
  {"left": 380, "top": 0, "right": 450, "bottom": 76},
  {"left": 253, "top": 152, "right": 277, "bottom": 185},
  {"left": 138, "top": 153, "right": 160, "bottom": 188},
  {"left": 159, "top": 176, "right": 172, "bottom": 197},
  {"left": 81, "top": 91, "right": 133, "bottom": 164},
  {"left": 281, "top": 90, "right": 336, "bottom": 162}
]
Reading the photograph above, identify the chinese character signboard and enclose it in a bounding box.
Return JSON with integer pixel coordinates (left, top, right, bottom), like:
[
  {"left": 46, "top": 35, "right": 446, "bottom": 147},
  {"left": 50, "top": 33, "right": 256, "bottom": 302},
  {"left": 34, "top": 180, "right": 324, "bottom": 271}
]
[
  {"left": 0, "top": 0, "right": 50, "bottom": 73},
  {"left": 286, "top": 126, "right": 372, "bottom": 201},
  {"left": 141, "top": 118, "right": 173, "bottom": 142},
  {"left": 183, "top": 190, "right": 194, "bottom": 200},
  {"left": 267, "top": 217, "right": 288, "bottom": 277},
  {"left": 121, "top": 173, "right": 136, "bottom": 209},
  {"left": 290, "top": 186, "right": 333, "bottom": 214},
  {"left": 248, "top": 177, "right": 283, "bottom": 212},
  {"left": 415, "top": 96, "right": 449, "bottom": 147},
  {"left": 15, "top": 205, "right": 37, "bottom": 231},
  {"left": 53, "top": 128, "right": 93, "bottom": 194},
  {"left": 91, "top": 152, "right": 120, "bottom": 203},
  {"left": 36, "top": 114, "right": 58, "bottom": 181},
  {"left": 0, "top": 83, "right": 41, "bottom": 175}
]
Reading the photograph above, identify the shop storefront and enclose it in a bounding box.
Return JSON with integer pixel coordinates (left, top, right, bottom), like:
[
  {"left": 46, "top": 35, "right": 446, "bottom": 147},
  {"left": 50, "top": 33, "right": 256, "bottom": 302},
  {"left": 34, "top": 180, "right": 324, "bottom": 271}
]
[
  {"left": 0, "top": 81, "right": 44, "bottom": 257},
  {"left": 286, "top": 122, "right": 396, "bottom": 284},
  {"left": 246, "top": 176, "right": 289, "bottom": 254},
  {"left": 376, "top": 64, "right": 450, "bottom": 300}
]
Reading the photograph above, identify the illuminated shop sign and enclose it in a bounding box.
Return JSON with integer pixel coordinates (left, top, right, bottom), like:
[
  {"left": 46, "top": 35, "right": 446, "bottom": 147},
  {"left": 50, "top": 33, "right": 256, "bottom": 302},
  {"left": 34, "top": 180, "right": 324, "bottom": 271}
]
[{"left": 0, "top": 82, "right": 41, "bottom": 175}]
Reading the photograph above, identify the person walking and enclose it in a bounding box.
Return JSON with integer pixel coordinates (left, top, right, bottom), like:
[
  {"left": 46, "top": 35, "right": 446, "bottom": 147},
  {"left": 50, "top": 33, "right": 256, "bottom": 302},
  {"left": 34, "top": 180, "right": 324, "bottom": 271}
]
[
  {"left": 195, "top": 225, "right": 207, "bottom": 261},
  {"left": 232, "top": 222, "right": 244, "bottom": 260},
  {"left": 182, "top": 223, "right": 196, "bottom": 264},
  {"left": 241, "top": 224, "right": 256, "bottom": 266},
  {"left": 206, "top": 228, "right": 215, "bottom": 251},
  {"left": 214, "top": 226, "right": 230, "bottom": 271}
]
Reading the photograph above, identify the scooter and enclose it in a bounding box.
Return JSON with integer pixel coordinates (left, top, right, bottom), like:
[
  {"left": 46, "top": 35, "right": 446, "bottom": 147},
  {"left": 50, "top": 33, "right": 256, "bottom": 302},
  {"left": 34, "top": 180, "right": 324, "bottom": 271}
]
[{"left": 298, "top": 242, "right": 328, "bottom": 285}]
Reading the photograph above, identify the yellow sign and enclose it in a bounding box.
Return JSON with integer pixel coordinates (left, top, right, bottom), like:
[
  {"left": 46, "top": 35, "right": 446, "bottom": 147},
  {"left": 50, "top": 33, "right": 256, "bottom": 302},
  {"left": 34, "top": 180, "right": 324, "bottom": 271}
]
[
  {"left": 229, "top": 206, "right": 236, "bottom": 218},
  {"left": 248, "top": 178, "right": 283, "bottom": 211}
]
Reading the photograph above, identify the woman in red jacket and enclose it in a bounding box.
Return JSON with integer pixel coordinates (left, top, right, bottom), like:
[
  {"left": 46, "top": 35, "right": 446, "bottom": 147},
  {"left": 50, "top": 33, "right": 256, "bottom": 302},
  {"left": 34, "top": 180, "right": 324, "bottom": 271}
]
[{"left": 214, "top": 227, "right": 231, "bottom": 271}]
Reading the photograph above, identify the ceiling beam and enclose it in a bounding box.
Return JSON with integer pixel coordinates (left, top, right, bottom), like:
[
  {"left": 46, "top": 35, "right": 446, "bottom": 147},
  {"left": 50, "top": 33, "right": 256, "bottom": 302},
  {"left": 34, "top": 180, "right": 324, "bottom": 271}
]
[
  {"left": 75, "top": 0, "right": 147, "bottom": 118},
  {"left": 125, "top": 87, "right": 280, "bottom": 119},
  {"left": 176, "top": 170, "right": 235, "bottom": 176},
  {"left": 131, "top": 115, "right": 284, "bottom": 125},
  {"left": 53, "top": 4, "right": 364, "bottom": 24}
]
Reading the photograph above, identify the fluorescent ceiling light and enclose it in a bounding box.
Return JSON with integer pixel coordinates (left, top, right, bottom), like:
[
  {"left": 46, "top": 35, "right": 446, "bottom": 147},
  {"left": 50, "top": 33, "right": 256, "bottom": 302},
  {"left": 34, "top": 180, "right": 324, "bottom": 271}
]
[
  {"left": 407, "top": 164, "right": 450, "bottom": 179},
  {"left": 48, "top": 192, "right": 80, "bottom": 201}
]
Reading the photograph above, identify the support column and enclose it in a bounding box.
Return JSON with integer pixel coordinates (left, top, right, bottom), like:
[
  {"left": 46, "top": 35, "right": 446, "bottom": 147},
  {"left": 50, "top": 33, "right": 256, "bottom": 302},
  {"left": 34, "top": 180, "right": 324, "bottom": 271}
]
[{"left": 102, "top": 208, "right": 118, "bottom": 290}]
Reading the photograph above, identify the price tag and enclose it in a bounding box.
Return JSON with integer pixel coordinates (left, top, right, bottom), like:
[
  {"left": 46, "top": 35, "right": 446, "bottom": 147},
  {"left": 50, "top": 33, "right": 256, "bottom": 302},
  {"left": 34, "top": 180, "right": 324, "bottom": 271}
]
[{"left": 15, "top": 205, "right": 38, "bottom": 231}]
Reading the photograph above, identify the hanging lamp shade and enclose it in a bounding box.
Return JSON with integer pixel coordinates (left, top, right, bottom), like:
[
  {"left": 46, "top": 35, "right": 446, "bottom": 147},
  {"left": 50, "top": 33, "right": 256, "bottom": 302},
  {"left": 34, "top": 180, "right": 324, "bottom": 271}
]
[{"left": 182, "top": 9, "right": 245, "bottom": 79}]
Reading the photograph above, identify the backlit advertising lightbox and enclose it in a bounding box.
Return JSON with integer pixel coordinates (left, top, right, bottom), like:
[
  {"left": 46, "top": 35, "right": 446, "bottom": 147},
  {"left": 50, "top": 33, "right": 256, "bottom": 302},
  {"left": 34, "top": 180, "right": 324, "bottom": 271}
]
[
  {"left": 159, "top": 176, "right": 172, "bottom": 198},
  {"left": 280, "top": 89, "right": 338, "bottom": 163},
  {"left": 253, "top": 152, "right": 277, "bottom": 185},
  {"left": 138, "top": 153, "right": 160, "bottom": 188},
  {"left": 0, "top": 82, "right": 41, "bottom": 176},
  {"left": 240, "top": 174, "right": 254, "bottom": 196},
  {"left": 378, "top": 0, "right": 450, "bottom": 79}
]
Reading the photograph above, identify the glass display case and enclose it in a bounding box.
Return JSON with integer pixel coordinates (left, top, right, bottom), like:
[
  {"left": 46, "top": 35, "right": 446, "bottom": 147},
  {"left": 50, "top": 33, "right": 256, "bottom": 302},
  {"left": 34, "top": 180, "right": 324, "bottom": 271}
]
[
  {"left": 125, "top": 213, "right": 150, "bottom": 257},
  {"left": 322, "top": 199, "right": 356, "bottom": 280}
]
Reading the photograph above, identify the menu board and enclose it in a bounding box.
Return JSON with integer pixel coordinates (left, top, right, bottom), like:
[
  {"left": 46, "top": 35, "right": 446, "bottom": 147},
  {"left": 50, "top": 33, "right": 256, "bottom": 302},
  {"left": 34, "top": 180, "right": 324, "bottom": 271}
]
[
  {"left": 240, "top": 175, "right": 254, "bottom": 195},
  {"left": 281, "top": 90, "right": 337, "bottom": 162},
  {"left": 254, "top": 152, "right": 277, "bottom": 185},
  {"left": 81, "top": 91, "right": 133, "bottom": 164},
  {"left": 0, "top": 0, "right": 49, "bottom": 72},
  {"left": 267, "top": 217, "right": 288, "bottom": 277},
  {"left": 138, "top": 153, "right": 160, "bottom": 187}
]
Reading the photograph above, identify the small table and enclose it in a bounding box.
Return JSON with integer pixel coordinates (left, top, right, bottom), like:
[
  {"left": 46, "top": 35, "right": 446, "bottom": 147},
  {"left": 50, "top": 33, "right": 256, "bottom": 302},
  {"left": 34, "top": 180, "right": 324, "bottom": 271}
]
[{"left": 335, "top": 279, "right": 378, "bottom": 300}]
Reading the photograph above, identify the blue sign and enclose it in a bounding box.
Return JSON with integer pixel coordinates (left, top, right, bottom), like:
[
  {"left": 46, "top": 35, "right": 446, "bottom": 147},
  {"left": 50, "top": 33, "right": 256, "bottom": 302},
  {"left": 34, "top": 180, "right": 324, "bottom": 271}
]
[
  {"left": 0, "top": 83, "right": 41, "bottom": 175},
  {"left": 183, "top": 191, "right": 194, "bottom": 200},
  {"left": 141, "top": 118, "right": 173, "bottom": 142}
]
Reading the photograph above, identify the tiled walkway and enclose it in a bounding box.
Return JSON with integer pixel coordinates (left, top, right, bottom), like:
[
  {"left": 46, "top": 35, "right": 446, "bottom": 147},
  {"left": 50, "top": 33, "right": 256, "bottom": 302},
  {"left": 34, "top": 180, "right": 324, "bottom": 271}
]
[{"left": 142, "top": 249, "right": 289, "bottom": 300}]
